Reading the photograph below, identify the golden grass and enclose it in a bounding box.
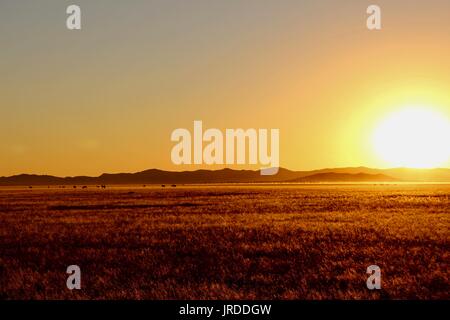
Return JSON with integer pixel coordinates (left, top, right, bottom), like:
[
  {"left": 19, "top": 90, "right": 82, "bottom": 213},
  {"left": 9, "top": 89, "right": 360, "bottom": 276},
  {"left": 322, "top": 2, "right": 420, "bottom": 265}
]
[{"left": 0, "top": 184, "right": 448, "bottom": 299}]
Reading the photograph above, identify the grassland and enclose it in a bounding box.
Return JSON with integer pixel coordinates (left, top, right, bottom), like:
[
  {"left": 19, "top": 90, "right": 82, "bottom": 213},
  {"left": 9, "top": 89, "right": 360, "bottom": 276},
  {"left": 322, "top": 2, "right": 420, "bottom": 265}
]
[{"left": 0, "top": 184, "right": 448, "bottom": 299}]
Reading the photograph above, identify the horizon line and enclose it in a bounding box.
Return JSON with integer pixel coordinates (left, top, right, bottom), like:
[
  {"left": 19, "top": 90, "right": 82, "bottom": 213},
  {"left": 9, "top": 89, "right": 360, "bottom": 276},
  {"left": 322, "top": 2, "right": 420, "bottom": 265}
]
[{"left": 2, "top": 165, "right": 450, "bottom": 179}]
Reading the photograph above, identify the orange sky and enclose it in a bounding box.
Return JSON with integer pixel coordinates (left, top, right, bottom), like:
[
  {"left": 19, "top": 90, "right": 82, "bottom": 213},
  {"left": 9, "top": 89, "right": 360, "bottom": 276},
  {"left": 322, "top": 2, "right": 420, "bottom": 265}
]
[{"left": 1, "top": 0, "right": 449, "bottom": 176}]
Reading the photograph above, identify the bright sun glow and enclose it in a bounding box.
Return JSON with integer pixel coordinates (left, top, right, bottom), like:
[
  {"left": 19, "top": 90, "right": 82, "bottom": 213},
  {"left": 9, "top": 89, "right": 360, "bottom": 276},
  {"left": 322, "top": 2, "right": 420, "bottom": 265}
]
[{"left": 372, "top": 107, "right": 450, "bottom": 168}]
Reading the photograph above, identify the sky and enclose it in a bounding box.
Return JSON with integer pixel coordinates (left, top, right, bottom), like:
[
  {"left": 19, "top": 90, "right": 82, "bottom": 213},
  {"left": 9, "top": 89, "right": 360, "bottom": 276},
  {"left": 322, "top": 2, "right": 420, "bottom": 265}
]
[{"left": 1, "top": 0, "right": 449, "bottom": 176}]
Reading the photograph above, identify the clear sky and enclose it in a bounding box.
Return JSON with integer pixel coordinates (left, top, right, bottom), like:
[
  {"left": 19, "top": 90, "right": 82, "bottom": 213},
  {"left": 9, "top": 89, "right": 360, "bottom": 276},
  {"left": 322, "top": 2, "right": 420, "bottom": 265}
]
[{"left": 1, "top": 0, "right": 449, "bottom": 176}]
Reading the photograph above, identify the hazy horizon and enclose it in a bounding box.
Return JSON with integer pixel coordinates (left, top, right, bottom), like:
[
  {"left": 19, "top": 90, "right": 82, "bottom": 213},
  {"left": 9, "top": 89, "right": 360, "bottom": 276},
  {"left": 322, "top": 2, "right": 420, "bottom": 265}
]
[{"left": 2, "top": 164, "right": 450, "bottom": 179}]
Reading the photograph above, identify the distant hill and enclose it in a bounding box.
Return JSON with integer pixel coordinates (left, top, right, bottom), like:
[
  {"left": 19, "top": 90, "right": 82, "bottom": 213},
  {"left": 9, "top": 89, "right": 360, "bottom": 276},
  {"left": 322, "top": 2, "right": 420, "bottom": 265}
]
[
  {"left": 0, "top": 167, "right": 449, "bottom": 186},
  {"left": 289, "top": 172, "right": 396, "bottom": 183}
]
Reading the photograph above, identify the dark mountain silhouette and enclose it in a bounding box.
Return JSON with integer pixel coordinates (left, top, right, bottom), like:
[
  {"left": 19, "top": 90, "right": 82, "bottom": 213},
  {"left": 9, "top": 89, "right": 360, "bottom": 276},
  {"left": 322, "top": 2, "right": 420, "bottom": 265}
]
[
  {"left": 1, "top": 167, "right": 449, "bottom": 186},
  {"left": 289, "top": 172, "right": 396, "bottom": 182}
]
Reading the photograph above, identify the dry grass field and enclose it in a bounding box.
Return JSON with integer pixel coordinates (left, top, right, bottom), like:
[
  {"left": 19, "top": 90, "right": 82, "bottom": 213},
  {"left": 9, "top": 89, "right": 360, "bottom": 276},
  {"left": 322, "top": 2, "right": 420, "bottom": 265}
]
[{"left": 0, "top": 184, "right": 448, "bottom": 299}]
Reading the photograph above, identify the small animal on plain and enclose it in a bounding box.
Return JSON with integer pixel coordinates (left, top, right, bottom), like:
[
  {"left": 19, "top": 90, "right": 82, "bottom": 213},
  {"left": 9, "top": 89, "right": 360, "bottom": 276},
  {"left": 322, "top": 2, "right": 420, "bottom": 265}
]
[
  {"left": 82, "top": 186, "right": 87, "bottom": 189},
  {"left": 171, "top": 184, "right": 176, "bottom": 187}
]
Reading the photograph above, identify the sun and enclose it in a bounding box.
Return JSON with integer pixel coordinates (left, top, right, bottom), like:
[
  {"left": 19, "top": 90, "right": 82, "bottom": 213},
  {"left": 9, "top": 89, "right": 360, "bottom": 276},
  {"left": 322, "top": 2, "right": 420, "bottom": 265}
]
[{"left": 372, "top": 107, "right": 450, "bottom": 168}]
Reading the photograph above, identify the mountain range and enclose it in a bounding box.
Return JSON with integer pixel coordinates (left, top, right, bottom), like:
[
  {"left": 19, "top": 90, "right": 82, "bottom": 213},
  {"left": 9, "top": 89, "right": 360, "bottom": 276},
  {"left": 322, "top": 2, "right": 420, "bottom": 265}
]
[{"left": 1, "top": 167, "right": 449, "bottom": 185}]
